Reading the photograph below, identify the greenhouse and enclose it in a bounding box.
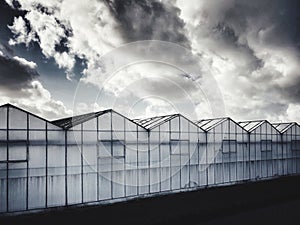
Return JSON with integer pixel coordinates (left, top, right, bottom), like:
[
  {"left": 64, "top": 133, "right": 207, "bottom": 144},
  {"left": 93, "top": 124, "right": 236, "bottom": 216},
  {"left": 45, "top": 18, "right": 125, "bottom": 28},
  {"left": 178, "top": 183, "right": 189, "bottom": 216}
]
[
  {"left": 239, "top": 120, "right": 281, "bottom": 179},
  {"left": 272, "top": 122, "right": 300, "bottom": 175},
  {"left": 0, "top": 104, "right": 64, "bottom": 212},
  {"left": 195, "top": 118, "right": 249, "bottom": 185},
  {"left": 133, "top": 114, "right": 206, "bottom": 191},
  {"left": 0, "top": 103, "right": 300, "bottom": 214}
]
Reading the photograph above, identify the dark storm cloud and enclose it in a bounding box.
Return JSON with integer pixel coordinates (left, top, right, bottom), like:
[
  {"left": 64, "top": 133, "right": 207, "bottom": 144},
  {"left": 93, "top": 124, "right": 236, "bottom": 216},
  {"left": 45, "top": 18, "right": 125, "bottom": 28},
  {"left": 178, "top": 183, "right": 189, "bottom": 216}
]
[
  {"left": 0, "top": 50, "right": 38, "bottom": 92},
  {"left": 209, "top": 0, "right": 300, "bottom": 104},
  {"left": 212, "top": 23, "right": 264, "bottom": 72},
  {"left": 223, "top": 0, "right": 300, "bottom": 48},
  {"left": 207, "top": 0, "right": 300, "bottom": 60},
  {"left": 104, "top": 0, "right": 190, "bottom": 48},
  {"left": 200, "top": 0, "right": 300, "bottom": 65},
  {"left": 278, "top": 73, "right": 300, "bottom": 104}
]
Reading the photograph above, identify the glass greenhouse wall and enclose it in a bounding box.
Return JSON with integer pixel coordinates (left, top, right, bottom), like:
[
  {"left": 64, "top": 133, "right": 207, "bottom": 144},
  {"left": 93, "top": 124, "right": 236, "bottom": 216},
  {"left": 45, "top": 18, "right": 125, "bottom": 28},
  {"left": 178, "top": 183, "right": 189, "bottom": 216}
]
[
  {"left": 133, "top": 115, "right": 206, "bottom": 191},
  {"left": 239, "top": 121, "right": 282, "bottom": 179},
  {"left": 0, "top": 104, "right": 300, "bottom": 214},
  {"left": 273, "top": 123, "right": 300, "bottom": 175},
  {"left": 0, "top": 104, "right": 64, "bottom": 212},
  {"left": 196, "top": 118, "right": 250, "bottom": 186}
]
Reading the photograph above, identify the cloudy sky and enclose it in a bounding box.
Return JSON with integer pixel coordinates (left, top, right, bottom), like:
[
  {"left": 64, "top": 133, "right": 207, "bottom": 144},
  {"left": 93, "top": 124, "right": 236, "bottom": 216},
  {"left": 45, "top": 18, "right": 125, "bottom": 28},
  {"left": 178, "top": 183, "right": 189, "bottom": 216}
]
[{"left": 0, "top": 0, "right": 300, "bottom": 123}]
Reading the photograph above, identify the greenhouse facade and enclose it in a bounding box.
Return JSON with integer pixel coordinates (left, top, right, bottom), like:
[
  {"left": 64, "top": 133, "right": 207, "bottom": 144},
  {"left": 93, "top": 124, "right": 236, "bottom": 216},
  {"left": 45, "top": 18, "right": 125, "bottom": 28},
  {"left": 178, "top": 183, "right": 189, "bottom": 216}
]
[{"left": 0, "top": 103, "right": 300, "bottom": 214}]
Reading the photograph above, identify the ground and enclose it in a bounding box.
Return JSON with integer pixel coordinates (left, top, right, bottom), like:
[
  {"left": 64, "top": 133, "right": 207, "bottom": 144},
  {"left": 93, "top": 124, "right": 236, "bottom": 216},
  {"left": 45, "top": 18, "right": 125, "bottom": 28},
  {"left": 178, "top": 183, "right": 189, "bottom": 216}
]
[{"left": 1, "top": 175, "right": 300, "bottom": 225}]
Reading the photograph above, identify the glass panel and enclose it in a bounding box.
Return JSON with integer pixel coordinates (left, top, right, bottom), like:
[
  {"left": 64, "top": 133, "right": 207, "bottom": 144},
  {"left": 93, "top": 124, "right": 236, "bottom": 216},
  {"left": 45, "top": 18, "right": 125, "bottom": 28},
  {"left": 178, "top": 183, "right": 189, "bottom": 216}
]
[
  {"left": 180, "top": 117, "right": 189, "bottom": 139},
  {"left": 138, "top": 142, "right": 148, "bottom": 168},
  {"left": 99, "top": 131, "right": 111, "bottom": 141},
  {"left": 82, "top": 145, "right": 97, "bottom": 171},
  {"left": 28, "top": 146, "right": 46, "bottom": 176},
  {"left": 47, "top": 122, "right": 62, "bottom": 130},
  {"left": 229, "top": 121, "right": 236, "bottom": 139},
  {"left": 9, "top": 107, "right": 27, "bottom": 129},
  {"left": 98, "top": 141, "right": 111, "bottom": 158},
  {"left": 230, "top": 140, "right": 237, "bottom": 153},
  {"left": 222, "top": 140, "right": 229, "bottom": 153},
  {"left": 29, "top": 130, "right": 46, "bottom": 143},
  {"left": 98, "top": 113, "right": 111, "bottom": 131},
  {"left": 0, "top": 143, "right": 7, "bottom": 161},
  {"left": 47, "top": 175, "right": 65, "bottom": 207},
  {"left": 29, "top": 115, "right": 45, "bottom": 129},
  {"left": 47, "top": 130, "right": 65, "bottom": 145},
  {"left": 8, "top": 143, "right": 27, "bottom": 161},
  {"left": 9, "top": 130, "right": 27, "bottom": 141},
  {"left": 170, "top": 117, "right": 179, "bottom": 132},
  {"left": 180, "top": 140, "right": 189, "bottom": 155},
  {"left": 48, "top": 145, "right": 65, "bottom": 176},
  {"left": 113, "top": 140, "right": 125, "bottom": 158},
  {"left": 112, "top": 113, "right": 125, "bottom": 131},
  {"left": 8, "top": 162, "right": 27, "bottom": 211},
  {"left": 69, "top": 124, "right": 81, "bottom": 131},
  {"left": 67, "top": 130, "right": 81, "bottom": 145},
  {"left": 66, "top": 144, "right": 81, "bottom": 204},
  {"left": 0, "top": 130, "right": 6, "bottom": 142},
  {"left": 83, "top": 117, "right": 97, "bottom": 130},
  {"left": 47, "top": 143, "right": 66, "bottom": 207},
  {"left": 170, "top": 140, "right": 180, "bottom": 155},
  {"left": 125, "top": 123, "right": 137, "bottom": 142},
  {"left": 261, "top": 140, "right": 272, "bottom": 151},
  {"left": 98, "top": 156, "right": 112, "bottom": 200},
  {"left": 28, "top": 176, "right": 46, "bottom": 209},
  {"left": 0, "top": 163, "right": 7, "bottom": 212},
  {"left": 0, "top": 106, "right": 7, "bottom": 129},
  {"left": 0, "top": 162, "right": 6, "bottom": 179},
  {"left": 292, "top": 140, "right": 300, "bottom": 151},
  {"left": 83, "top": 131, "right": 97, "bottom": 144},
  {"left": 28, "top": 145, "right": 46, "bottom": 208}
]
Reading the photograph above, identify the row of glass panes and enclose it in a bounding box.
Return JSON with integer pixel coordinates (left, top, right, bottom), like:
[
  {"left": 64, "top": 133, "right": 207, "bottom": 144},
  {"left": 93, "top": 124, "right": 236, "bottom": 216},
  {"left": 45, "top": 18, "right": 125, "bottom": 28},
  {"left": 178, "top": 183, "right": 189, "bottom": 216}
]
[{"left": 2, "top": 140, "right": 300, "bottom": 162}]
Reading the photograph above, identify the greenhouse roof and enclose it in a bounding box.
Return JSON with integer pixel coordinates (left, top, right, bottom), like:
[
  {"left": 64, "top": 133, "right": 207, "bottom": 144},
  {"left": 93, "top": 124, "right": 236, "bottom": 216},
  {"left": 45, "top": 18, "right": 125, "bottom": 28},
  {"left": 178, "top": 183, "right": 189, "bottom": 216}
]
[
  {"left": 1, "top": 103, "right": 297, "bottom": 133},
  {"left": 238, "top": 120, "right": 264, "bottom": 132},
  {"left": 133, "top": 114, "right": 179, "bottom": 130},
  {"left": 195, "top": 118, "right": 228, "bottom": 131},
  {"left": 238, "top": 120, "right": 267, "bottom": 132},
  {"left": 133, "top": 114, "right": 203, "bottom": 130},
  {"left": 272, "top": 122, "right": 296, "bottom": 133},
  {"left": 238, "top": 120, "right": 279, "bottom": 132},
  {"left": 0, "top": 103, "right": 61, "bottom": 127},
  {"left": 52, "top": 109, "right": 111, "bottom": 129},
  {"left": 52, "top": 109, "right": 147, "bottom": 130}
]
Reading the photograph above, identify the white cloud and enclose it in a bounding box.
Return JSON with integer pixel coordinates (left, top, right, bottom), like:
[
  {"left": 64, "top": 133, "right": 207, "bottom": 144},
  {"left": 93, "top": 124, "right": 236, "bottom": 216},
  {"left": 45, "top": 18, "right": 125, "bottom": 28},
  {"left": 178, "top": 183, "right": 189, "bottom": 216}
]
[
  {"left": 286, "top": 104, "right": 300, "bottom": 123},
  {"left": 60, "top": 0, "right": 123, "bottom": 58},
  {"left": 0, "top": 80, "right": 72, "bottom": 120},
  {"left": 8, "top": 7, "right": 76, "bottom": 74},
  {"left": 25, "top": 10, "right": 73, "bottom": 64},
  {"left": 0, "top": 49, "right": 72, "bottom": 120},
  {"left": 25, "top": 80, "right": 72, "bottom": 118},
  {"left": 13, "top": 56, "right": 37, "bottom": 69},
  {"left": 8, "top": 16, "right": 37, "bottom": 46},
  {"left": 74, "top": 102, "right": 107, "bottom": 115},
  {"left": 84, "top": 62, "right": 211, "bottom": 119},
  {"left": 7, "top": 0, "right": 124, "bottom": 79}
]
